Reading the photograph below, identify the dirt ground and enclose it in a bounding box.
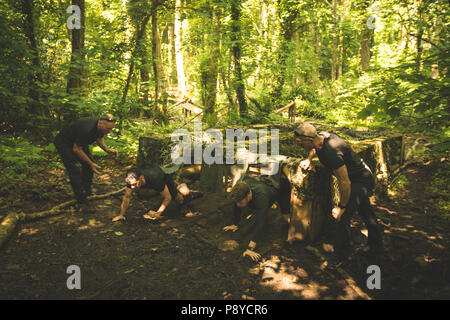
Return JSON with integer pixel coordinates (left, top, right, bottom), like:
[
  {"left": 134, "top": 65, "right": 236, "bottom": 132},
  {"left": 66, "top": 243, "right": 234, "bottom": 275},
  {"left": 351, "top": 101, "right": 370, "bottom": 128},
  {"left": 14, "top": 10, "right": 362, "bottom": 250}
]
[{"left": 0, "top": 158, "right": 449, "bottom": 300}]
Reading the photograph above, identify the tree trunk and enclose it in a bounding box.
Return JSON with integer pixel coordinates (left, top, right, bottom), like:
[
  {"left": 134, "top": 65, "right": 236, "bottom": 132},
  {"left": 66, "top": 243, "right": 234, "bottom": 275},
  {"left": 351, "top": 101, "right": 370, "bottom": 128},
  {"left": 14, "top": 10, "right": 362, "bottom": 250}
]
[
  {"left": 201, "top": 11, "right": 220, "bottom": 127},
  {"left": 167, "top": 14, "right": 176, "bottom": 89},
  {"left": 252, "top": 1, "right": 268, "bottom": 84},
  {"left": 271, "top": 0, "right": 298, "bottom": 106},
  {"left": 337, "top": 23, "right": 344, "bottom": 79},
  {"left": 139, "top": 59, "right": 151, "bottom": 117},
  {"left": 174, "top": 0, "right": 186, "bottom": 98},
  {"left": 331, "top": 0, "right": 337, "bottom": 81},
  {"left": 151, "top": 0, "right": 168, "bottom": 124},
  {"left": 121, "top": 12, "right": 152, "bottom": 116},
  {"left": 21, "top": 0, "right": 46, "bottom": 117},
  {"left": 360, "top": 28, "right": 372, "bottom": 71},
  {"left": 230, "top": 0, "right": 248, "bottom": 117},
  {"left": 416, "top": 0, "right": 424, "bottom": 72},
  {"left": 220, "top": 51, "right": 235, "bottom": 109},
  {"left": 201, "top": 51, "right": 219, "bottom": 126},
  {"left": 67, "top": 0, "right": 85, "bottom": 94},
  {"left": 360, "top": 1, "right": 373, "bottom": 72},
  {"left": 310, "top": 20, "right": 321, "bottom": 85},
  {"left": 292, "top": 30, "right": 299, "bottom": 86},
  {"left": 337, "top": 0, "right": 349, "bottom": 80}
]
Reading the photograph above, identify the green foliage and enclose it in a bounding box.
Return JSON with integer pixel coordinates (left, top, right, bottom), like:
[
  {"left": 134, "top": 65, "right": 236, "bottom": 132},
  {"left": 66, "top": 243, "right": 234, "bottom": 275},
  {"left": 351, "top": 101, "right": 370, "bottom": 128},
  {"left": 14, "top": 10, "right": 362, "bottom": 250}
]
[
  {"left": 92, "top": 120, "right": 144, "bottom": 158},
  {"left": 0, "top": 136, "right": 59, "bottom": 185},
  {"left": 0, "top": 0, "right": 448, "bottom": 144},
  {"left": 389, "top": 173, "right": 409, "bottom": 194},
  {"left": 354, "top": 47, "right": 449, "bottom": 132}
]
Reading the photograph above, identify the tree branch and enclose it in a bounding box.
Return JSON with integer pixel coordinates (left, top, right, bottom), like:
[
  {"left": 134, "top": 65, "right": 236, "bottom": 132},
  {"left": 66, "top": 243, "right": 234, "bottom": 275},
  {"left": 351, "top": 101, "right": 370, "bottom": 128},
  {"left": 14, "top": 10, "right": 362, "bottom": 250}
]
[{"left": 0, "top": 187, "right": 126, "bottom": 249}]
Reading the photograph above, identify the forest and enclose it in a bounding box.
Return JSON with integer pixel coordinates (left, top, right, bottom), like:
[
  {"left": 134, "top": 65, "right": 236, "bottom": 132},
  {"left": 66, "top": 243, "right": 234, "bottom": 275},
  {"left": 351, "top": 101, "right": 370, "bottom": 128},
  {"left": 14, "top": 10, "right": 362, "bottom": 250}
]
[{"left": 0, "top": 0, "right": 449, "bottom": 301}]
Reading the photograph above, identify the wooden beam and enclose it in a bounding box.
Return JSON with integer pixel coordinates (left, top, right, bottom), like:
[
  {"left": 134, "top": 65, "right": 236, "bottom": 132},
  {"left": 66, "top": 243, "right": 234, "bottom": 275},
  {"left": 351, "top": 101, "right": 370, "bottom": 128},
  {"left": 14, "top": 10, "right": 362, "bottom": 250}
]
[{"left": 274, "top": 101, "right": 295, "bottom": 114}]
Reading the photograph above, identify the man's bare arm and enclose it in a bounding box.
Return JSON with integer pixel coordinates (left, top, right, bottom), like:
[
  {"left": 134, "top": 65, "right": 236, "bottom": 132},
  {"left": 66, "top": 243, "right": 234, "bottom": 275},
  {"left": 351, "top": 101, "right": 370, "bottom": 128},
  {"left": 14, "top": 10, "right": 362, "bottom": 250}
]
[
  {"left": 113, "top": 188, "right": 132, "bottom": 221},
  {"left": 300, "top": 149, "right": 317, "bottom": 170},
  {"left": 156, "top": 185, "right": 172, "bottom": 214},
  {"left": 308, "top": 148, "right": 317, "bottom": 161},
  {"left": 73, "top": 144, "right": 94, "bottom": 166},
  {"left": 96, "top": 137, "right": 118, "bottom": 156}
]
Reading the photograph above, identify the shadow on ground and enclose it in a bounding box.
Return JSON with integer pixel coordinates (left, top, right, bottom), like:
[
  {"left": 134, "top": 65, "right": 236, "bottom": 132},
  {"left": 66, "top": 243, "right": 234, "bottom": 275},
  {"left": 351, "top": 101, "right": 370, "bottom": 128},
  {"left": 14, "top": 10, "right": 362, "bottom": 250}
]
[{"left": 0, "top": 162, "right": 449, "bottom": 299}]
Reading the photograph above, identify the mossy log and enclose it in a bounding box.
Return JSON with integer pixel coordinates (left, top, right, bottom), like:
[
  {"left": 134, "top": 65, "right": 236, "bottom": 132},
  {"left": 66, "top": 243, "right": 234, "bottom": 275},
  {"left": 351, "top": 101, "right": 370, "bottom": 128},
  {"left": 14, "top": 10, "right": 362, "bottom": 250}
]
[
  {"left": 137, "top": 134, "right": 174, "bottom": 168},
  {"left": 0, "top": 212, "right": 24, "bottom": 249}
]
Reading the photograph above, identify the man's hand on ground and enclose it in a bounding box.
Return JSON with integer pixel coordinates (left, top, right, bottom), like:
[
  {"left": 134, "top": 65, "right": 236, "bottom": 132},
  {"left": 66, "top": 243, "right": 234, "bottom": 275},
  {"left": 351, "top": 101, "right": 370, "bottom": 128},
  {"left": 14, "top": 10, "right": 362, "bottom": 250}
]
[
  {"left": 112, "top": 215, "right": 126, "bottom": 222},
  {"left": 243, "top": 249, "right": 261, "bottom": 261},
  {"left": 143, "top": 210, "right": 162, "bottom": 220}
]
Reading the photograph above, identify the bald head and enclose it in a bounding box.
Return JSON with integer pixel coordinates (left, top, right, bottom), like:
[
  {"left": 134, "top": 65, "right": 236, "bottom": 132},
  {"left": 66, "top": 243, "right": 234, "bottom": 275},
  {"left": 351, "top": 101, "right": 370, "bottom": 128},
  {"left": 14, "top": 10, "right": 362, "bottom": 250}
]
[
  {"left": 99, "top": 113, "right": 116, "bottom": 123},
  {"left": 98, "top": 113, "right": 116, "bottom": 134}
]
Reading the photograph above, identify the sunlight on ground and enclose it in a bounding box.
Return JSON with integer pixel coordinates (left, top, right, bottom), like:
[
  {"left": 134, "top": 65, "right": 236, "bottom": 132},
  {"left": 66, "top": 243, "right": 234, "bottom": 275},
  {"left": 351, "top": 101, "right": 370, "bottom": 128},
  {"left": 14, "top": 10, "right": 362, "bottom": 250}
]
[
  {"left": 77, "top": 219, "right": 105, "bottom": 231},
  {"left": 258, "top": 255, "right": 328, "bottom": 299},
  {"left": 338, "top": 285, "right": 361, "bottom": 300},
  {"left": 18, "top": 228, "right": 39, "bottom": 236},
  {"left": 376, "top": 206, "right": 398, "bottom": 215}
]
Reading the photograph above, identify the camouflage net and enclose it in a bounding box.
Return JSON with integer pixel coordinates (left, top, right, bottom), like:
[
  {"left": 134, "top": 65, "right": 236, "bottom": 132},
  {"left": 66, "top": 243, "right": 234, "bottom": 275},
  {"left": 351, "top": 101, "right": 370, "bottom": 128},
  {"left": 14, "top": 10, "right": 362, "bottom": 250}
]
[{"left": 282, "top": 157, "right": 339, "bottom": 206}]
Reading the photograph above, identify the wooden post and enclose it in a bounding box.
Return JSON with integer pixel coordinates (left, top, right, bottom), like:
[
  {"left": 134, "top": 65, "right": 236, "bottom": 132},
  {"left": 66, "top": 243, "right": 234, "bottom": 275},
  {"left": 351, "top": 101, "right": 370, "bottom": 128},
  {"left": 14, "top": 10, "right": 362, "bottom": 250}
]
[
  {"left": 283, "top": 160, "right": 334, "bottom": 243},
  {"left": 274, "top": 101, "right": 296, "bottom": 122},
  {"left": 289, "top": 102, "right": 296, "bottom": 122}
]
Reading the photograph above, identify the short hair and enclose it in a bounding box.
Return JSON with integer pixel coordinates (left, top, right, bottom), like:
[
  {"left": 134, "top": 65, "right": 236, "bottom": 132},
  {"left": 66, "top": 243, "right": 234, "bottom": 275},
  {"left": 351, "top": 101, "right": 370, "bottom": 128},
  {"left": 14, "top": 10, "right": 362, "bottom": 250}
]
[
  {"left": 99, "top": 113, "right": 116, "bottom": 123},
  {"left": 125, "top": 168, "right": 141, "bottom": 184},
  {"left": 294, "top": 122, "right": 317, "bottom": 138},
  {"left": 230, "top": 181, "right": 251, "bottom": 203}
]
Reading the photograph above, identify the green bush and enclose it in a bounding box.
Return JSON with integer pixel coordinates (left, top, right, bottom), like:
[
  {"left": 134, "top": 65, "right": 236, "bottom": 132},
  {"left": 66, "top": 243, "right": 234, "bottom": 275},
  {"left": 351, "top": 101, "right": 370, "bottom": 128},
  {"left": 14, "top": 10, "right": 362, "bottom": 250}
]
[{"left": 0, "top": 136, "right": 59, "bottom": 185}]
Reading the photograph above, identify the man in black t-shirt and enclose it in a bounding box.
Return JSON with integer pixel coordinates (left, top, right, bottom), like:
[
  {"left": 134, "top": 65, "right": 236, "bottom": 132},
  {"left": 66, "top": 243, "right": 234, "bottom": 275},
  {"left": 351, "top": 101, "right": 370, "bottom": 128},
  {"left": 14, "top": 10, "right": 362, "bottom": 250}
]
[
  {"left": 54, "top": 114, "right": 118, "bottom": 210},
  {"left": 112, "top": 167, "right": 201, "bottom": 222},
  {"left": 294, "top": 122, "right": 383, "bottom": 257},
  {"left": 223, "top": 177, "right": 291, "bottom": 261}
]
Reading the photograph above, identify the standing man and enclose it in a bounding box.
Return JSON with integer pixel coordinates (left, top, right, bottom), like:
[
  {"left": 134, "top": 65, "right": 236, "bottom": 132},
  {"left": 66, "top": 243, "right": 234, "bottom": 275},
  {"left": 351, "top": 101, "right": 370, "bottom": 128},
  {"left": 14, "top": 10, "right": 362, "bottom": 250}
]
[
  {"left": 112, "top": 166, "right": 202, "bottom": 222},
  {"left": 54, "top": 114, "right": 118, "bottom": 211},
  {"left": 294, "top": 122, "right": 383, "bottom": 258},
  {"left": 224, "top": 177, "right": 291, "bottom": 261}
]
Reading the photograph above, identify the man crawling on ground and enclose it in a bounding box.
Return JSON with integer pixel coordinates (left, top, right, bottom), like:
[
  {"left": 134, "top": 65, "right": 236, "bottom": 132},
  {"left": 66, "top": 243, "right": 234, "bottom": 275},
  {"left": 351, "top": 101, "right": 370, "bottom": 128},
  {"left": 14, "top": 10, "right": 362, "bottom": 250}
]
[{"left": 112, "top": 167, "right": 202, "bottom": 222}]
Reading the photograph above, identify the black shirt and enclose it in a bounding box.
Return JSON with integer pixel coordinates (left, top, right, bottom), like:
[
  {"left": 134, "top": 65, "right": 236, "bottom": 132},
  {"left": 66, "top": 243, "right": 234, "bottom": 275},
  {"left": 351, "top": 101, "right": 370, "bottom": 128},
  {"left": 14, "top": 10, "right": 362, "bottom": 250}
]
[
  {"left": 233, "top": 178, "right": 279, "bottom": 243},
  {"left": 58, "top": 117, "right": 104, "bottom": 147},
  {"left": 316, "top": 131, "right": 367, "bottom": 181},
  {"left": 127, "top": 167, "right": 178, "bottom": 198}
]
